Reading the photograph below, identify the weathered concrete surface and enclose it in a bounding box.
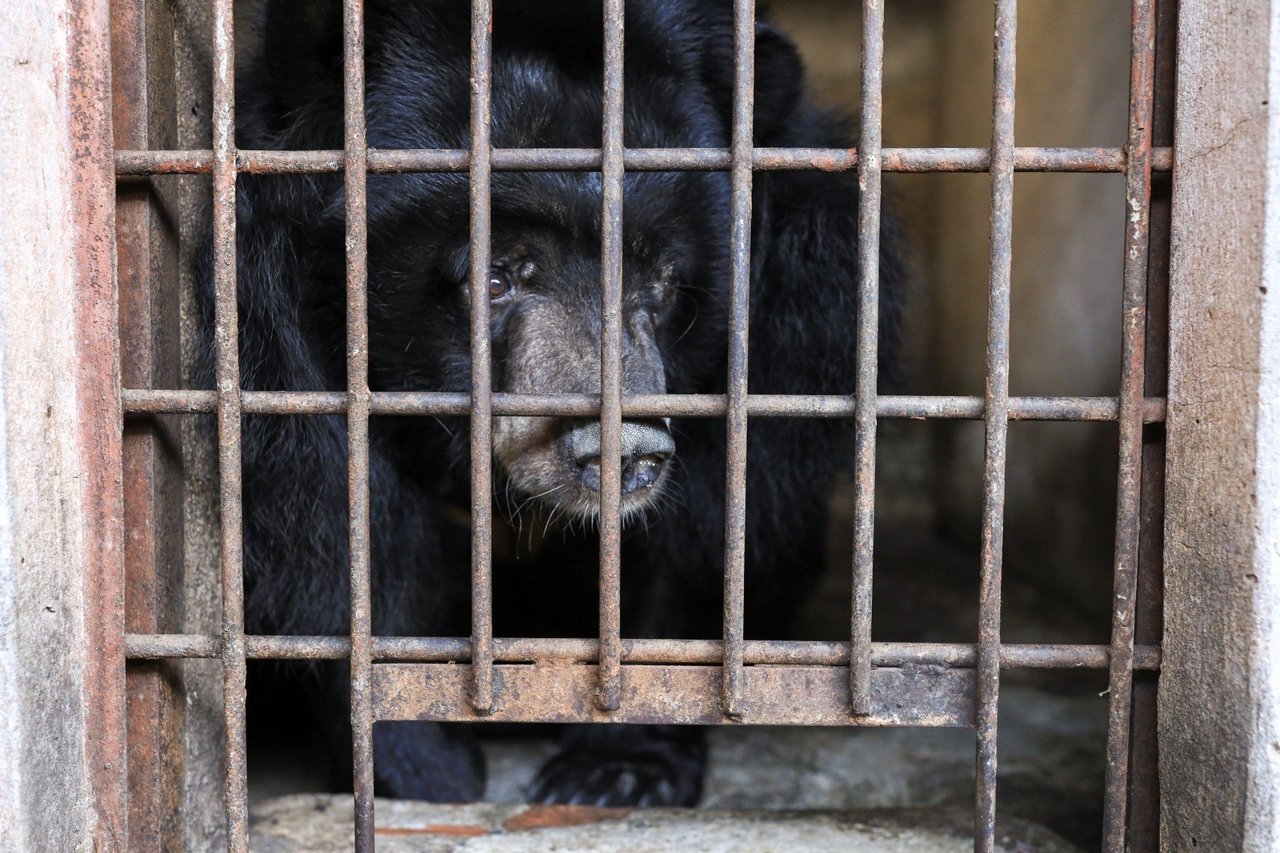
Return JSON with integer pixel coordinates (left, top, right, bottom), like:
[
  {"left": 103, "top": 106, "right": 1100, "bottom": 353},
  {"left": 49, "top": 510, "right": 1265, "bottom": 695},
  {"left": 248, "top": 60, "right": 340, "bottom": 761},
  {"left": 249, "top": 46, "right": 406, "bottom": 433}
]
[
  {"left": 1162, "top": 0, "right": 1280, "bottom": 849},
  {"left": 249, "top": 797, "right": 1077, "bottom": 853},
  {"left": 0, "top": 0, "right": 123, "bottom": 850}
]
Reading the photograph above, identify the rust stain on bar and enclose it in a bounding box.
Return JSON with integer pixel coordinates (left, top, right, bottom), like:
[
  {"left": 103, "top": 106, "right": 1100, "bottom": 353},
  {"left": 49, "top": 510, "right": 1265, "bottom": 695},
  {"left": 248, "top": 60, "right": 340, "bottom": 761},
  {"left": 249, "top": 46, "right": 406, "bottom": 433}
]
[
  {"left": 341, "top": 0, "right": 376, "bottom": 848},
  {"left": 1101, "top": 1, "right": 1156, "bottom": 849},
  {"left": 115, "top": 145, "right": 1175, "bottom": 176},
  {"left": 372, "top": 663, "right": 976, "bottom": 727},
  {"left": 596, "top": 0, "right": 626, "bottom": 714},
  {"left": 975, "top": 1, "right": 1018, "bottom": 849},
  {"left": 850, "top": 0, "right": 884, "bottom": 718},
  {"left": 721, "top": 0, "right": 755, "bottom": 720},
  {"left": 468, "top": 0, "right": 497, "bottom": 718}
]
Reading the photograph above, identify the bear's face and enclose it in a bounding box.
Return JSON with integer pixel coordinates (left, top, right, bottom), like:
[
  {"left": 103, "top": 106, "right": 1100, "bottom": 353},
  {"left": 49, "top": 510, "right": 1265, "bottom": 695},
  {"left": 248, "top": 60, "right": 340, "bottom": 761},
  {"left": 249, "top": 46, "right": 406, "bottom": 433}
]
[
  {"left": 483, "top": 233, "right": 676, "bottom": 524},
  {"left": 368, "top": 167, "right": 729, "bottom": 524}
]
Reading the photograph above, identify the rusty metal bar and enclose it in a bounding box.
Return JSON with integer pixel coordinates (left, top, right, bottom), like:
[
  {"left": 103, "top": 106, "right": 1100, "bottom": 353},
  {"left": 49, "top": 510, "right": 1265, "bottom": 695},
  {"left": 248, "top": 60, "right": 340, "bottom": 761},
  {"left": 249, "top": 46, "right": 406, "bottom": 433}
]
[
  {"left": 1102, "top": 2, "right": 1156, "bottom": 849},
  {"left": 114, "top": 145, "right": 1175, "bottom": 176},
  {"left": 721, "top": 0, "right": 754, "bottom": 720},
  {"left": 340, "top": 0, "right": 376, "bottom": 848},
  {"left": 975, "top": 0, "right": 1018, "bottom": 848},
  {"left": 1127, "top": 1, "right": 1175, "bottom": 846},
  {"left": 68, "top": 0, "right": 129, "bottom": 845},
  {"left": 210, "top": 0, "right": 247, "bottom": 847},
  {"left": 468, "top": 0, "right": 497, "bottom": 718},
  {"left": 111, "top": 0, "right": 185, "bottom": 845},
  {"left": 850, "top": 0, "right": 884, "bottom": 718},
  {"left": 596, "top": 0, "right": 626, "bottom": 714},
  {"left": 122, "top": 389, "right": 1168, "bottom": 422},
  {"left": 125, "top": 634, "right": 1162, "bottom": 671},
  {"left": 375, "top": 662, "right": 976, "bottom": 727}
]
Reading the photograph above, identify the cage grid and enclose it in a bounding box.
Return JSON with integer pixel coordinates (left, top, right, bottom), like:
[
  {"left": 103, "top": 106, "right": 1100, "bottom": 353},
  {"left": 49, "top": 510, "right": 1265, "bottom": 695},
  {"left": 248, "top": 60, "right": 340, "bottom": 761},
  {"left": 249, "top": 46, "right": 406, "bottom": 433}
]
[{"left": 114, "top": 0, "right": 1171, "bottom": 850}]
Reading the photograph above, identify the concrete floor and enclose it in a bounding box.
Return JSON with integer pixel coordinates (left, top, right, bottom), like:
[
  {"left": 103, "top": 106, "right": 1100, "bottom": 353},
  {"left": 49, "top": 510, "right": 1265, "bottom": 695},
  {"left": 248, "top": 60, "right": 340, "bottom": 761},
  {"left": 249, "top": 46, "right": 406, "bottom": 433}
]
[
  {"left": 251, "top": 798, "right": 1079, "bottom": 852},
  {"left": 249, "top": 799, "right": 1080, "bottom": 850}
]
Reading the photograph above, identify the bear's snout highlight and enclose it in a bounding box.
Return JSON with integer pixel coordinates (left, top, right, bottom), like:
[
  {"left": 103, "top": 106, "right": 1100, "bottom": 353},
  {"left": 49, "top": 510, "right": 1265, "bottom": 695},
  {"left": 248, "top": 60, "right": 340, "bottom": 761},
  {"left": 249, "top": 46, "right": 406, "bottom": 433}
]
[
  {"left": 492, "top": 414, "right": 676, "bottom": 522},
  {"left": 564, "top": 420, "right": 674, "bottom": 495}
]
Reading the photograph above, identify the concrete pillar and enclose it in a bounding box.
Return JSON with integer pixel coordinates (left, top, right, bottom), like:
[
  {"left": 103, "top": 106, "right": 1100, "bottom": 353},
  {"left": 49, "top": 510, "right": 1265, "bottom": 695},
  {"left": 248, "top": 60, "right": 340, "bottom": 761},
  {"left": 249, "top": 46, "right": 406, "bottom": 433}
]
[{"left": 0, "top": 0, "right": 126, "bottom": 848}]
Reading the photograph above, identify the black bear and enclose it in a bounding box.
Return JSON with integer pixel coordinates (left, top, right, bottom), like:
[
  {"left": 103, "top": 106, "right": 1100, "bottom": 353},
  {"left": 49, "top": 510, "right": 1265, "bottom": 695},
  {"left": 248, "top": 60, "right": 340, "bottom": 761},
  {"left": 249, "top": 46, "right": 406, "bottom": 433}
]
[{"left": 209, "top": 0, "right": 900, "bottom": 806}]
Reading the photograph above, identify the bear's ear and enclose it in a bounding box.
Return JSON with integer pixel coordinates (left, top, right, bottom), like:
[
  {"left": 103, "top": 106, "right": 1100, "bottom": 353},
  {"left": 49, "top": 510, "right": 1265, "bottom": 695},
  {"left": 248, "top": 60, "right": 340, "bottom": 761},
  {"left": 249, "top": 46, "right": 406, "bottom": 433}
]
[
  {"left": 751, "top": 21, "right": 806, "bottom": 143},
  {"left": 257, "top": 0, "right": 345, "bottom": 118}
]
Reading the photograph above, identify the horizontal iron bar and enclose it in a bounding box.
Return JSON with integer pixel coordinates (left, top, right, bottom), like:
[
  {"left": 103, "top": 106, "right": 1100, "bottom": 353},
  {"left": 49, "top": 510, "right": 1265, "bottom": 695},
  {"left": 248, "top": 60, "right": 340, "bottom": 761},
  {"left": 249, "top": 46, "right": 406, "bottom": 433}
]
[
  {"left": 374, "top": 662, "right": 976, "bottom": 727},
  {"left": 114, "top": 146, "right": 1174, "bottom": 176},
  {"left": 121, "top": 389, "right": 1167, "bottom": 423},
  {"left": 123, "top": 634, "right": 1160, "bottom": 670}
]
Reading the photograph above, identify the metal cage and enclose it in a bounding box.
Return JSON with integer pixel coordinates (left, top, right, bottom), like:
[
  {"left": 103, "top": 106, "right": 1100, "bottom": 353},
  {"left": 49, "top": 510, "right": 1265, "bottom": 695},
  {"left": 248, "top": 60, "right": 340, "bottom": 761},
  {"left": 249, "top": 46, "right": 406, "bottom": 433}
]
[{"left": 109, "top": 1, "right": 1173, "bottom": 850}]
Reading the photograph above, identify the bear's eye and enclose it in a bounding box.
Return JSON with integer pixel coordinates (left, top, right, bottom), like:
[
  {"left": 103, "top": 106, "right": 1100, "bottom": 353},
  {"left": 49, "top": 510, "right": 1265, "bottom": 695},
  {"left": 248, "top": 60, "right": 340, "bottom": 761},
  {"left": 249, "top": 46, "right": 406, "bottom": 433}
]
[
  {"left": 488, "top": 269, "right": 514, "bottom": 300},
  {"left": 652, "top": 274, "right": 680, "bottom": 317}
]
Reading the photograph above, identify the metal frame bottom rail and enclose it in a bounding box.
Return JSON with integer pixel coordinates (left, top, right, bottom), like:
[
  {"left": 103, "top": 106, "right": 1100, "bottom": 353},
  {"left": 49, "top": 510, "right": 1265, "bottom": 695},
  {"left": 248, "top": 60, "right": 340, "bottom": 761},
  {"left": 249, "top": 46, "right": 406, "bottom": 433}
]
[
  {"left": 124, "top": 636, "right": 1154, "bottom": 729},
  {"left": 373, "top": 661, "right": 976, "bottom": 727}
]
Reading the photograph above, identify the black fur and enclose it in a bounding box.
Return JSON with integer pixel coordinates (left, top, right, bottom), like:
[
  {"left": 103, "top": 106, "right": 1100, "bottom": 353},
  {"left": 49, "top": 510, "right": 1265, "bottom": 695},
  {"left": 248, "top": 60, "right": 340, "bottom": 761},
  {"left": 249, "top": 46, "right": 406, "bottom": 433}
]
[{"left": 206, "top": 0, "right": 902, "bottom": 806}]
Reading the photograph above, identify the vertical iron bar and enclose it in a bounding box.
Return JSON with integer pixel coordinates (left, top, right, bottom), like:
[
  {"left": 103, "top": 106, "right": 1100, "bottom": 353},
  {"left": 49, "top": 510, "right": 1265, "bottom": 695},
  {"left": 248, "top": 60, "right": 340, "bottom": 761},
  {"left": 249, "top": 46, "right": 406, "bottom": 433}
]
[
  {"left": 342, "top": 0, "right": 376, "bottom": 848},
  {"left": 850, "top": 0, "right": 884, "bottom": 717},
  {"left": 210, "top": 0, "right": 247, "bottom": 847},
  {"left": 1127, "top": 2, "right": 1175, "bottom": 846},
  {"left": 1101, "top": 1, "right": 1156, "bottom": 848},
  {"left": 974, "top": 0, "right": 1017, "bottom": 849},
  {"left": 112, "top": 0, "right": 185, "bottom": 843},
  {"left": 469, "top": 0, "right": 497, "bottom": 716},
  {"left": 721, "top": 0, "right": 754, "bottom": 719},
  {"left": 597, "top": 0, "right": 626, "bottom": 712}
]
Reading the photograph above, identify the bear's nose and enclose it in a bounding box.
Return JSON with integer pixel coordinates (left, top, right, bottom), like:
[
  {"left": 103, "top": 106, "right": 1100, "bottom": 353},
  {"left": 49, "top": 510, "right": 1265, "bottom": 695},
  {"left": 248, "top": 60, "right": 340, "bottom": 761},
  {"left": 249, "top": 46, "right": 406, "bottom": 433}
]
[{"left": 566, "top": 420, "right": 674, "bottom": 495}]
